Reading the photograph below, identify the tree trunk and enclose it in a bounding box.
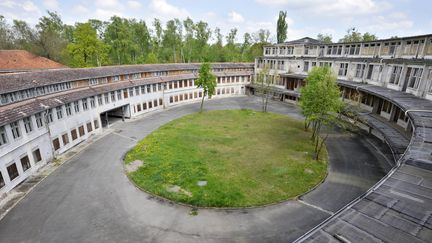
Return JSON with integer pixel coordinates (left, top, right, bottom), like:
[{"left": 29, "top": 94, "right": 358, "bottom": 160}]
[{"left": 200, "top": 92, "right": 206, "bottom": 113}]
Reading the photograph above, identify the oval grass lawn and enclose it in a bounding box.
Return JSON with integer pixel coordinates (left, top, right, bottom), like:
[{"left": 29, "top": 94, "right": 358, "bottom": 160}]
[{"left": 125, "top": 109, "right": 327, "bottom": 207}]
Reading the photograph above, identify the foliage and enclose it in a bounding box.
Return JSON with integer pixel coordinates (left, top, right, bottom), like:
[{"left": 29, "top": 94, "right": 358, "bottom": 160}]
[
  {"left": 254, "top": 65, "right": 278, "bottom": 112},
  {"left": 195, "top": 63, "right": 216, "bottom": 112},
  {"left": 317, "top": 33, "right": 333, "bottom": 44},
  {"left": 277, "top": 11, "right": 288, "bottom": 43},
  {"left": 66, "top": 23, "right": 109, "bottom": 67},
  {"left": 0, "top": 11, "right": 276, "bottom": 66},
  {"left": 339, "top": 27, "right": 378, "bottom": 43},
  {"left": 125, "top": 110, "right": 327, "bottom": 207},
  {"left": 300, "top": 66, "right": 344, "bottom": 160}
]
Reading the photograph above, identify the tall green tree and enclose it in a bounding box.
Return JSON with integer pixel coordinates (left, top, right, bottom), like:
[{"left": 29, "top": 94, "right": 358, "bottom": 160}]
[
  {"left": 66, "top": 22, "right": 109, "bottom": 67},
  {"left": 0, "top": 15, "right": 14, "bottom": 49},
  {"left": 276, "top": 11, "right": 288, "bottom": 43},
  {"left": 35, "top": 11, "right": 68, "bottom": 61},
  {"left": 196, "top": 63, "right": 216, "bottom": 112},
  {"left": 300, "top": 66, "right": 344, "bottom": 160}
]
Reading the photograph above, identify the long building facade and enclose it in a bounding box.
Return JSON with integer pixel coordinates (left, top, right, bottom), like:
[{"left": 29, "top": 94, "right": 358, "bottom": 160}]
[
  {"left": 0, "top": 63, "right": 253, "bottom": 196},
  {"left": 253, "top": 35, "right": 432, "bottom": 131},
  {"left": 256, "top": 35, "right": 432, "bottom": 242}
]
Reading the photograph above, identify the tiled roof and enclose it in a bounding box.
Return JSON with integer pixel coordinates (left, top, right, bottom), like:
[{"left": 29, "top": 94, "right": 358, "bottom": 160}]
[
  {"left": 0, "top": 70, "right": 253, "bottom": 127},
  {"left": 0, "top": 63, "right": 253, "bottom": 95}
]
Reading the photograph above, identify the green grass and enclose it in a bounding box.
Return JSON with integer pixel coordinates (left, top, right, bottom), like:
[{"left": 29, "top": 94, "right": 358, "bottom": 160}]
[{"left": 125, "top": 109, "right": 327, "bottom": 207}]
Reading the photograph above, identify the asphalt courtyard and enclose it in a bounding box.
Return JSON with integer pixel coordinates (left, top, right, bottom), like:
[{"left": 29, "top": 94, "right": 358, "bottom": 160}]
[{"left": 0, "top": 96, "right": 391, "bottom": 243}]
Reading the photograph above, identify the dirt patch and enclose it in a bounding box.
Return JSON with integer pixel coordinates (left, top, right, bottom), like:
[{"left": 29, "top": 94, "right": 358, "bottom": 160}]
[{"left": 126, "top": 160, "right": 144, "bottom": 173}]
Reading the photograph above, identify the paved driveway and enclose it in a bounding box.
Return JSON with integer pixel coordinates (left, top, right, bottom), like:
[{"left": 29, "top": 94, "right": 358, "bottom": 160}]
[{"left": 0, "top": 97, "right": 390, "bottom": 243}]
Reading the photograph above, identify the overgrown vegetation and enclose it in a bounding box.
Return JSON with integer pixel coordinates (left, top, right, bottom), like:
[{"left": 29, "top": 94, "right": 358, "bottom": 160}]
[
  {"left": 0, "top": 12, "right": 273, "bottom": 67},
  {"left": 300, "top": 66, "right": 344, "bottom": 160},
  {"left": 195, "top": 62, "right": 216, "bottom": 112},
  {"left": 254, "top": 65, "right": 278, "bottom": 112},
  {"left": 125, "top": 110, "right": 327, "bottom": 207}
]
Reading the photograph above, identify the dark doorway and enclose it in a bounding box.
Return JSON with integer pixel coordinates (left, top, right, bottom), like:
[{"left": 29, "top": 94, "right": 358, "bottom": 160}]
[{"left": 100, "top": 104, "right": 130, "bottom": 127}]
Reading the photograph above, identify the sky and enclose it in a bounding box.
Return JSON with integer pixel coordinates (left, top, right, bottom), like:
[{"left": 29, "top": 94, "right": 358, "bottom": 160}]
[{"left": 0, "top": 0, "right": 431, "bottom": 43}]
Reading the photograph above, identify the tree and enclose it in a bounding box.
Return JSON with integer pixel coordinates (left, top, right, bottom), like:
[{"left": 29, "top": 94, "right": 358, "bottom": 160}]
[
  {"left": 195, "top": 63, "right": 216, "bottom": 113},
  {"left": 362, "top": 32, "right": 378, "bottom": 42},
  {"left": 66, "top": 23, "right": 109, "bottom": 67},
  {"left": 339, "top": 27, "right": 378, "bottom": 43},
  {"left": 300, "top": 66, "right": 344, "bottom": 160},
  {"left": 35, "top": 11, "right": 68, "bottom": 61},
  {"left": 317, "top": 33, "right": 332, "bottom": 44},
  {"left": 276, "top": 11, "right": 288, "bottom": 43},
  {"left": 254, "top": 65, "right": 278, "bottom": 112}
]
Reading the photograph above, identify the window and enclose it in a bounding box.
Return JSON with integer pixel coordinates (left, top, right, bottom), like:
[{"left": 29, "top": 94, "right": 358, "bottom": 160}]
[
  {"left": 338, "top": 63, "right": 348, "bottom": 76},
  {"left": 87, "top": 122, "right": 93, "bottom": 132},
  {"left": 407, "top": 67, "right": 423, "bottom": 89},
  {"left": 112, "top": 76, "right": 120, "bottom": 82},
  {"left": 117, "top": 90, "right": 122, "bottom": 100},
  {"left": 35, "top": 113, "right": 44, "bottom": 128},
  {"left": 32, "top": 149, "right": 42, "bottom": 163},
  {"left": 10, "top": 121, "right": 21, "bottom": 139},
  {"left": 94, "top": 119, "right": 99, "bottom": 129},
  {"left": 89, "top": 78, "right": 98, "bottom": 85},
  {"left": 143, "top": 102, "right": 147, "bottom": 110},
  {"left": 82, "top": 98, "right": 88, "bottom": 110},
  {"left": 56, "top": 106, "right": 63, "bottom": 120},
  {"left": 129, "top": 88, "right": 134, "bottom": 97},
  {"left": 135, "top": 87, "right": 140, "bottom": 95},
  {"left": 74, "top": 101, "right": 80, "bottom": 113},
  {"left": 123, "top": 89, "right": 129, "bottom": 98},
  {"left": 147, "top": 85, "right": 151, "bottom": 93},
  {"left": 23, "top": 117, "right": 33, "bottom": 133},
  {"left": 79, "top": 125, "right": 85, "bottom": 137},
  {"left": 7, "top": 163, "right": 19, "bottom": 181},
  {"left": 355, "top": 64, "right": 366, "bottom": 78},
  {"left": 20, "top": 155, "right": 31, "bottom": 172},
  {"left": 46, "top": 109, "right": 53, "bottom": 123},
  {"left": 104, "top": 93, "right": 109, "bottom": 103},
  {"left": 71, "top": 129, "right": 78, "bottom": 140},
  {"left": 389, "top": 66, "right": 403, "bottom": 85},
  {"left": 303, "top": 61, "right": 309, "bottom": 72},
  {"left": 62, "top": 133, "right": 69, "bottom": 145},
  {"left": 111, "top": 92, "right": 116, "bottom": 102},
  {"left": 0, "top": 172, "right": 5, "bottom": 189},
  {"left": 153, "top": 84, "right": 157, "bottom": 92},
  {"left": 0, "top": 126, "right": 8, "bottom": 146},
  {"left": 90, "top": 97, "right": 96, "bottom": 108},
  {"left": 52, "top": 138, "right": 60, "bottom": 151},
  {"left": 98, "top": 95, "right": 103, "bottom": 105},
  {"left": 65, "top": 103, "right": 72, "bottom": 116},
  {"left": 154, "top": 99, "right": 158, "bottom": 107},
  {"left": 366, "top": 65, "right": 374, "bottom": 80}
]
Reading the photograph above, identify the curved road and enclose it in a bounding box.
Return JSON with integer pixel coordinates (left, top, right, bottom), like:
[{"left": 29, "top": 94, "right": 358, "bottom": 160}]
[{"left": 0, "top": 97, "right": 390, "bottom": 243}]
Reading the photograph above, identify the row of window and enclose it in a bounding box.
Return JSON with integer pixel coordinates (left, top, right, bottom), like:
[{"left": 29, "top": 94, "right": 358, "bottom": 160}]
[
  {"left": 0, "top": 82, "right": 72, "bottom": 106},
  {"left": 133, "top": 99, "right": 163, "bottom": 113},
  {"left": 264, "top": 38, "right": 432, "bottom": 57},
  {"left": 0, "top": 148, "right": 42, "bottom": 190},
  {"left": 301, "top": 60, "right": 432, "bottom": 91},
  {"left": 52, "top": 120, "right": 99, "bottom": 151}
]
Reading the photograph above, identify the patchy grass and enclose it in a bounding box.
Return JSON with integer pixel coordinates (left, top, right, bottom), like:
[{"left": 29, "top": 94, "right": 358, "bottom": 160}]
[{"left": 125, "top": 109, "right": 327, "bottom": 207}]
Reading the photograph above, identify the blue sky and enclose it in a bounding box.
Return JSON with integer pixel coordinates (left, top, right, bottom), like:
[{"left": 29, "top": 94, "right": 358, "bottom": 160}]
[{"left": 1, "top": 0, "right": 431, "bottom": 43}]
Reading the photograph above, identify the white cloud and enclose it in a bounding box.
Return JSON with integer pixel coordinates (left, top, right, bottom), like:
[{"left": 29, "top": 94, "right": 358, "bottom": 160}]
[
  {"left": 127, "top": 0, "right": 142, "bottom": 9},
  {"left": 94, "top": 8, "right": 124, "bottom": 20},
  {"left": 228, "top": 11, "right": 244, "bottom": 23},
  {"left": 256, "top": 0, "right": 391, "bottom": 16},
  {"left": 22, "top": 1, "right": 41, "bottom": 13},
  {"left": 368, "top": 12, "right": 413, "bottom": 31},
  {"left": 43, "top": 0, "right": 59, "bottom": 10},
  {"left": 149, "top": 0, "right": 190, "bottom": 20},
  {"left": 94, "top": 0, "right": 120, "bottom": 9},
  {"left": 72, "top": 4, "right": 89, "bottom": 14}
]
